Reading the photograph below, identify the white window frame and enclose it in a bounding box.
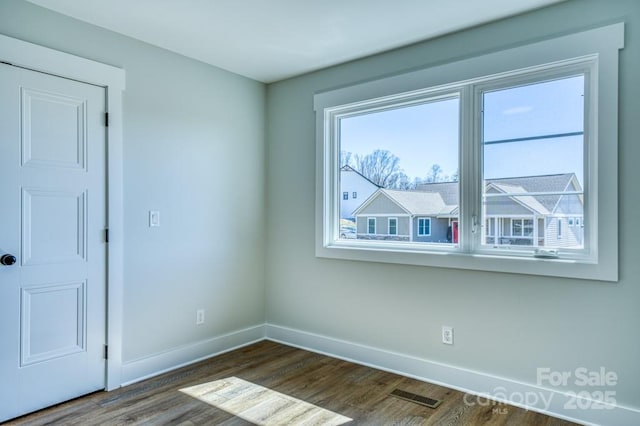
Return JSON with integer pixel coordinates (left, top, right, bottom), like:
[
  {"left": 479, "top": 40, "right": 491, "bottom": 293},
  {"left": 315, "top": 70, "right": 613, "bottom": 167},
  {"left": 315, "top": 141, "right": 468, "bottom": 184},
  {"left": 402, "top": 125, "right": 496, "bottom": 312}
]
[
  {"left": 314, "top": 23, "right": 623, "bottom": 282},
  {"left": 417, "top": 218, "right": 431, "bottom": 237},
  {"left": 388, "top": 217, "right": 398, "bottom": 235}
]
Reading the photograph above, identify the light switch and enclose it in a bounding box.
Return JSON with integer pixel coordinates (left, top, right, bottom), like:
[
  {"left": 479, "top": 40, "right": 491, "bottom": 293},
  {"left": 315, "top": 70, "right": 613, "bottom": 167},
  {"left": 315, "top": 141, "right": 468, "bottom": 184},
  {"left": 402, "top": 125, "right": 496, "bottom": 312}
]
[{"left": 149, "top": 210, "right": 160, "bottom": 227}]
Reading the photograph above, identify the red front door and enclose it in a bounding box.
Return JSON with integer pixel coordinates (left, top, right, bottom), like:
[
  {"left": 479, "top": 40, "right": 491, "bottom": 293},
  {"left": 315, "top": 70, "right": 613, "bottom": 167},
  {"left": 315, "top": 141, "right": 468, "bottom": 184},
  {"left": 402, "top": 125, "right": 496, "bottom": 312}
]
[{"left": 452, "top": 221, "right": 459, "bottom": 243}]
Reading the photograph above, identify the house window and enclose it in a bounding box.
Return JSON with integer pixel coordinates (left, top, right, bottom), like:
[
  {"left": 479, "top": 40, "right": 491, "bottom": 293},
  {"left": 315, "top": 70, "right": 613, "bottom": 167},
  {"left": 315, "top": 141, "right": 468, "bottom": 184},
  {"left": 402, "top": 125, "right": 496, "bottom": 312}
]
[
  {"left": 417, "top": 218, "right": 431, "bottom": 236},
  {"left": 558, "top": 218, "right": 563, "bottom": 239},
  {"left": 315, "top": 24, "right": 622, "bottom": 281},
  {"left": 510, "top": 219, "right": 534, "bottom": 238},
  {"left": 389, "top": 218, "right": 397, "bottom": 235},
  {"left": 576, "top": 217, "right": 582, "bottom": 227},
  {"left": 353, "top": 192, "right": 357, "bottom": 199},
  {"left": 367, "top": 218, "right": 376, "bottom": 234},
  {"left": 511, "top": 219, "right": 522, "bottom": 237},
  {"left": 343, "top": 192, "right": 349, "bottom": 200},
  {"left": 569, "top": 218, "right": 575, "bottom": 226}
]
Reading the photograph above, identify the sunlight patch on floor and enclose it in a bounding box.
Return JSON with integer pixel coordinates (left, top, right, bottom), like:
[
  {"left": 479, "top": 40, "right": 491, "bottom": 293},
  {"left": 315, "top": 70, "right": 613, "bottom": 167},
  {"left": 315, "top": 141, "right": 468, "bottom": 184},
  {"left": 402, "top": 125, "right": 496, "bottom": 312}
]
[{"left": 180, "top": 376, "right": 352, "bottom": 425}]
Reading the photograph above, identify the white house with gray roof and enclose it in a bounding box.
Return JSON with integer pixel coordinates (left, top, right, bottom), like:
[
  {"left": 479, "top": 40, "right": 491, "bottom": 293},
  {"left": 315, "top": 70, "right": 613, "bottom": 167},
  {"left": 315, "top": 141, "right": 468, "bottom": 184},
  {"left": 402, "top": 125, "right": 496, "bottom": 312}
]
[
  {"left": 354, "top": 173, "right": 583, "bottom": 247},
  {"left": 340, "top": 165, "right": 380, "bottom": 219}
]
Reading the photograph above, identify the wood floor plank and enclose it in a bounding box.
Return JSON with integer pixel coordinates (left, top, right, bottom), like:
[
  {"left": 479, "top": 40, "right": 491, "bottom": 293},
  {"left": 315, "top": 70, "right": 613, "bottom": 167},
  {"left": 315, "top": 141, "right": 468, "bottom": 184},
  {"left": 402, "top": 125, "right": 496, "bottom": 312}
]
[{"left": 7, "top": 341, "right": 577, "bottom": 425}]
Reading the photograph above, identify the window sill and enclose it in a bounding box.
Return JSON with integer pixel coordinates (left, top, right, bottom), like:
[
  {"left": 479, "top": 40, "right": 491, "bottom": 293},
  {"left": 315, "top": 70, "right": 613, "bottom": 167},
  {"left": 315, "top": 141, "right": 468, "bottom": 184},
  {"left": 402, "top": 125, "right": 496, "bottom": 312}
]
[{"left": 317, "top": 240, "right": 616, "bottom": 282}]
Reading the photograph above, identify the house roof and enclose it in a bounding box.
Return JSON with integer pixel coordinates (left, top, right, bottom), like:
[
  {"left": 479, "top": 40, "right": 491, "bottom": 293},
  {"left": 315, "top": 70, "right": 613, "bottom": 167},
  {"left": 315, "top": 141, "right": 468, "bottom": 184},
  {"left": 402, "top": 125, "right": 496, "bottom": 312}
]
[
  {"left": 416, "top": 173, "right": 579, "bottom": 213},
  {"left": 340, "top": 165, "right": 381, "bottom": 188},
  {"left": 381, "top": 189, "right": 449, "bottom": 216},
  {"left": 414, "top": 181, "right": 459, "bottom": 205},
  {"left": 353, "top": 188, "right": 457, "bottom": 217},
  {"left": 486, "top": 183, "right": 549, "bottom": 215},
  {"left": 486, "top": 173, "right": 577, "bottom": 212},
  {"left": 356, "top": 173, "right": 581, "bottom": 218}
]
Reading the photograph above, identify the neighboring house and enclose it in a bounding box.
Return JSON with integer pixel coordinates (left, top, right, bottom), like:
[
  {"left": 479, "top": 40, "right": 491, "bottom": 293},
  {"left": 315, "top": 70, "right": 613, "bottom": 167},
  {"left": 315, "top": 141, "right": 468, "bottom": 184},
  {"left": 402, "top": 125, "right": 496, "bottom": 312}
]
[
  {"left": 352, "top": 189, "right": 458, "bottom": 243},
  {"left": 480, "top": 174, "right": 584, "bottom": 248},
  {"left": 340, "top": 165, "right": 380, "bottom": 220},
  {"left": 354, "top": 173, "right": 583, "bottom": 247}
]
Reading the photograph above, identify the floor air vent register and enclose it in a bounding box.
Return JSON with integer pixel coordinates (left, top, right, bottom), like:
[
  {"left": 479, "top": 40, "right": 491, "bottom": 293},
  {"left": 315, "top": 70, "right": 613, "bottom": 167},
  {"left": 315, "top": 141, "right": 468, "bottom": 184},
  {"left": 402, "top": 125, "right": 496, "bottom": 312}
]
[{"left": 390, "top": 389, "right": 442, "bottom": 409}]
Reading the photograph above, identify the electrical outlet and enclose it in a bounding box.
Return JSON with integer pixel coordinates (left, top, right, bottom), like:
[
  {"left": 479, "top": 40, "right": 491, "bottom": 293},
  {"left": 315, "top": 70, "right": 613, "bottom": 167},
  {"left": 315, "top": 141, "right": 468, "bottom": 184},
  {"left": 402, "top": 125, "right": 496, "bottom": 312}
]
[
  {"left": 149, "top": 210, "right": 160, "bottom": 227},
  {"left": 442, "top": 326, "right": 454, "bottom": 345},
  {"left": 196, "top": 309, "right": 205, "bottom": 325}
]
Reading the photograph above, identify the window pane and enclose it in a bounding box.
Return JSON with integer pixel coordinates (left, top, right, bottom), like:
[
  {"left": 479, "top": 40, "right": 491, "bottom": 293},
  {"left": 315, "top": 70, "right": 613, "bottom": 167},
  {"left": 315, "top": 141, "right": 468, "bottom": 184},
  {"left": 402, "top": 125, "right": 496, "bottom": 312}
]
[
  {"left": 512, "top": 220, "right": 522, "bottom": 236},
  {"left": 389, "top": 218, "right": 397, "bottom": 235},
  {"left": 483, "top": 76, "right": 584, "bottom": 142},
  {"left": 339, "top": 96, "right": 459, "bottom": 244},
  {"left": 482, "top": 75, "right": 585, "bottom": 249},
  {"left": 367, "top": 218, "right": 375, "bottom": 234}
]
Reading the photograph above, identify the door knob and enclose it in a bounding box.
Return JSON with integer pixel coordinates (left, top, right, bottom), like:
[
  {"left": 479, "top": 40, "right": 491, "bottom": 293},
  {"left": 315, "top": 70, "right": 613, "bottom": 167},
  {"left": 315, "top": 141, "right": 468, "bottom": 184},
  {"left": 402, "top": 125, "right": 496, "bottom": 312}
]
[{"left": 1, "top": 254, "right": 16, "bottom": 266}]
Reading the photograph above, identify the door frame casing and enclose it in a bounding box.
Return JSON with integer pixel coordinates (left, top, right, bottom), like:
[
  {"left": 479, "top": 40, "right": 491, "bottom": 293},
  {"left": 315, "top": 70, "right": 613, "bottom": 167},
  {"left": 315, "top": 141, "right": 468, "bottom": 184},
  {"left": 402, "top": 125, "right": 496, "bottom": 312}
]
[{"left": 0, "top": 33, "right": 125, "bottom": 390}]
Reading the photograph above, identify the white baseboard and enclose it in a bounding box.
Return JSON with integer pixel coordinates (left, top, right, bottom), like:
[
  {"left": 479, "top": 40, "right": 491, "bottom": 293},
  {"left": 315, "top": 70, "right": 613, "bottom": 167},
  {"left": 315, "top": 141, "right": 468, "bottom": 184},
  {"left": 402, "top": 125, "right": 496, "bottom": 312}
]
[
  {"left": 265, "top": 324, "right": 640, "bottom": 426},
  {"left": 120, "top": 324, "right": 265, "bottom": 386}
]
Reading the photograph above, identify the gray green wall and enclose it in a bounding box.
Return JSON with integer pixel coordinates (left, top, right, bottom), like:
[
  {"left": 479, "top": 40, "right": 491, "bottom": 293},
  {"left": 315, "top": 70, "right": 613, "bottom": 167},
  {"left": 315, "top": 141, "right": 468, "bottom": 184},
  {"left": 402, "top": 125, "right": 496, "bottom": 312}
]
[
  {"left": 0, "top": 0, "right": 266, "bottom": 362},
  {"left": 265, "top": 0, "right": 640, "bottom": 410}
]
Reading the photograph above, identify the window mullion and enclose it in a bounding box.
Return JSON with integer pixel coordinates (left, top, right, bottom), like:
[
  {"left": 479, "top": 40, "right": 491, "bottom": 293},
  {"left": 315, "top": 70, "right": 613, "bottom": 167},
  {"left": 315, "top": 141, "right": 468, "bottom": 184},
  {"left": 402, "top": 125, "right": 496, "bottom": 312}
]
[{"left": 458, "top": 85, "right": 478, "bottom": 253}]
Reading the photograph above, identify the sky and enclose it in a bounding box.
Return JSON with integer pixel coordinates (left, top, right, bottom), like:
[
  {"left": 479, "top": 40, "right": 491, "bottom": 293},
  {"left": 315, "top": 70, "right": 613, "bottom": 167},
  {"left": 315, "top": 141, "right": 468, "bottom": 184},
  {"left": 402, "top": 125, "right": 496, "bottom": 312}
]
[{"left": 340, "top": 74, "right": 585, "bottom": 186}]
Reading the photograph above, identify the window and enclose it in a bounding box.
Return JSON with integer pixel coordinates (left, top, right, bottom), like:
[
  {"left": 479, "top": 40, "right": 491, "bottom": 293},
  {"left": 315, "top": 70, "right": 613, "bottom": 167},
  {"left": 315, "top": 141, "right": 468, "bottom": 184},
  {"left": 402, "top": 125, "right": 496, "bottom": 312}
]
[
  {"left": 389, "top": 218, "right": 397, "bottom": 235},
  {"left": 510, "top": 219, "right": 533, "bottom": 238},
  {"left": 315, "top": 24, "right": 622, "bottom": 281},
  {"left": 339, "top": 93, "right": 459, "bottom": 249},
  {"left": 481, "top": 74, "right": 584, "bottom": 250},
  {"left": 367, "top": 218, "right": 376, "bottom": 234},
  {"left": 417, "top": 218, "right": 431, "bottom": 236},
  {"left": 576, "top": 217, "right": 582, "bottom": 227},
  {"left": 558, "top": 218, "right": 563, "bottom": 239},
  {"left": 569, "top": 218, "right": 575, "bottom": 226},
  {"left": 353, "top": 192, "right": 357, "bottom": 199},
  {"left": 343, "top": 192, "right": 349, "bottom": 200}
]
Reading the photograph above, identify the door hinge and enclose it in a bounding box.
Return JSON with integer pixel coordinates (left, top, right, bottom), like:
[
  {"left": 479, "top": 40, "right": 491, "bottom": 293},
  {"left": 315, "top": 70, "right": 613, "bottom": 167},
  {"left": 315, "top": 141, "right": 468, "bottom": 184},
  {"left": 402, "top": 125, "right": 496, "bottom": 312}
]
[
  {"left": 104, "top": 344, "right": 108, "bottom": 359},
  {"left": 105, "top": 228, "right": 109, "bottom": 243},
  {"left": 105, "top": 112, "right": 109, "bottom": 127}
]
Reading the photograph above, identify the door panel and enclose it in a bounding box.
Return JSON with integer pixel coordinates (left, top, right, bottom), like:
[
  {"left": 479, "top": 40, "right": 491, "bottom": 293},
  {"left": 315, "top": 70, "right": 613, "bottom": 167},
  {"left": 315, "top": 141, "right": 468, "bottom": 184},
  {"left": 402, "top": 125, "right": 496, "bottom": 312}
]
[
  {"left": 0, "top": 63, "right": 106, "bottom": 422},
  {"left": 21, "top": 87, "right": 87, "bottom": 170},
  {"left": 21, "top": 281, "right": 86, "bottom": 366},
  {"left": 22, "top": 188, "right": 87, "bottom": 264}
]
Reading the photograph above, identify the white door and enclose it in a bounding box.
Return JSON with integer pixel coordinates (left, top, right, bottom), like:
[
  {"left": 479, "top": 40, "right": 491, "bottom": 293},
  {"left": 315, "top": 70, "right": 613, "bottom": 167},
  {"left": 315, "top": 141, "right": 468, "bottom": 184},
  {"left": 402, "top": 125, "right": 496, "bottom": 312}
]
[{"left": 0, "top": 63, "right": 107, "bottom": 421}]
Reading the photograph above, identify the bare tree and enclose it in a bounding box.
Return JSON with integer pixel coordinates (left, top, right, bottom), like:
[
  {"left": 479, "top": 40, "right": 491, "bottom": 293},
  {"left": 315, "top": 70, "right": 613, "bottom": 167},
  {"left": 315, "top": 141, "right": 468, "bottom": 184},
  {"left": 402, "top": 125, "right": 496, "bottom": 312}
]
[
  {"left": 353, "top": 149, "right": 410, "bottom": 189},
  {"left": 340, "top": 150, "right": 354, "bottom": 168},
  {"left": 417, "top": 164, "right": 458, "bottom": 184},
  {"left": 424, "top": 164, "right": 443, "bottom": 183}
]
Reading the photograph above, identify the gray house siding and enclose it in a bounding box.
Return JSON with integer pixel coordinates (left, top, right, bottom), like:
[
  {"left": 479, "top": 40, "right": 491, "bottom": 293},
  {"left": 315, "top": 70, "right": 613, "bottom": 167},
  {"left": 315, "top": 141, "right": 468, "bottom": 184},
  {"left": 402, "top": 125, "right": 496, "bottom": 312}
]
[
  {"left": 554, "top": 194, "right": 583, "bottom": 215},
  {"left": 485, "top": 196, "right": 534, "bottom": 216},
  {"left": 545, "top": 217, "right": 582, "bottom": 248},
  {"left": 357, "top": 216, "right": 410, "bottom": 241},
  {"left": 361, "top": 195, "right": 407, "bottom": 215},
  {"left": 412, "top": 217, "right": 450, "bottom": 243}
]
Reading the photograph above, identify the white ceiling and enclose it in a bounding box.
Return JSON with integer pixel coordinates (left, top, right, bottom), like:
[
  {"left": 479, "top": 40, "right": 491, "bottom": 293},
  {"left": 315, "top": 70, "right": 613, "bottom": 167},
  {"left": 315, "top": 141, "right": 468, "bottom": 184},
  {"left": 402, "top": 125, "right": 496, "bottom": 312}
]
[{"left": 26, "top": 0, "right": 565, "bottom": 83}]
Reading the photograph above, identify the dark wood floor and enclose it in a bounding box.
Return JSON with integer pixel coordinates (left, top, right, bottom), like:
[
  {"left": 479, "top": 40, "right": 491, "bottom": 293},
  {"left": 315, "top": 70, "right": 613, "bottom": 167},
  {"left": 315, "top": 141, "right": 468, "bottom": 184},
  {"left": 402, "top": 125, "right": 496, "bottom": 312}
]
[{"left": 8, "top": 341, "right": 575, "bottom": 425}]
